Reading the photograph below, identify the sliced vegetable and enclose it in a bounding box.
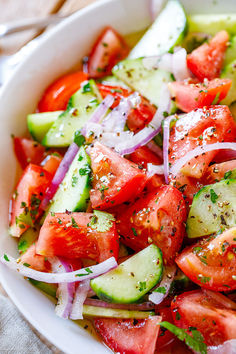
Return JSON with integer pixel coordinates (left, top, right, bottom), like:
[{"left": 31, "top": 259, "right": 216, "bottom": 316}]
[
  {"left": 221, "top": 59, "right": 236, "bottom": 105},
  {"left": 27, "top": 111, "right": 62, "bottom": 142},
  {"left": 206, "top": 160, "right": 236, "bottom": 183},
  {"left": 188, "top": 14, "right": 236, "bottom": 36},
  {"left": 20, "top": 244, "right": 50, "bottom": 272},
  {"left": 91, "top": 245, "right": 163, "bottom": 304},
  {"left": 13, "top": 138, "right": 46, "bottom": 169},
  {"left": 18, "top": 227, "right": 39, "bottom": 254},
  {"left": 83, "top": 306, "right": 155, "bottom": 319},
  {"left": 149, "top": 265, "right": 176, "bottom": 305}
]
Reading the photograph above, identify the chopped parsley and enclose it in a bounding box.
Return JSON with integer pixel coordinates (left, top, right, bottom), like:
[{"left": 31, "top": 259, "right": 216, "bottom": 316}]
[
  {"left": 74, "top": 130, "right": 85, "bottom": 147},
  {"left": 23, "top": 263, "right": 30, "bottom": 267},
  {"left": 82, "top": 82, "right": 91, "bottom": 94},
  {"left": 159, "top": 322, "right": 207, "bottom": 354},
  {"left": 71, "top": 217, "right": 79, "bottom": 228},
  {"left": 138, "top": 281, "right": 147, "bottom": 292},
  {"left": 131, "top": 227, "right": 137, "bottom": 236},
  {"left": 210, "top": 189, "right": 218, "bottom": 203},
  {"left": 3, "top": 254, "right": 9, "bottom": 262},
  {"left": 72, "top": 176, "right": 78, "bottom": 187},
  {"left": 154, "top": 286, "right": 166, "bottom": 294},
  {"left": 79, "top": 164, "right": 91, "bottom": 176},
  {"left": 197, "top": 275, "right": 211, "bottom": 284},
  {"left": 193, "top": 246, "right": 202, "bottom": 255},
  {"left": 76, "top": 267, "right": 93, "bottom": 277},
  {"left": 224, "top": 170, "right": 232, "bottom": 179}
]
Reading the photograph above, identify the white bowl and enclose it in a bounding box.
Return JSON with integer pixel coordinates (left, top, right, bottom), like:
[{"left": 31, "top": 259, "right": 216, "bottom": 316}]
[{"left": 0, "top": 0, "right": 236, "bottom": 353}]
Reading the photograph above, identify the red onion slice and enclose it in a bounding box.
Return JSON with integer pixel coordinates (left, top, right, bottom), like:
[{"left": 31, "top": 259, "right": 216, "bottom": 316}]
[
  {"left": 151, "top": 83, "right": 171, "bottom": 128},
  {"left": 172, "top": 47, "right": 191, "bottom": 81},
  {"left": 84, "top": 298, "right": 155, "bottom": 311},
  {"left": 147, "top": 163, "right": 164, "bottom": 177},
  {"left": 1, "top": 254, "right": 117, "bottom": 283},
  {"left": 51, "top": 257, "right": 75, "bottom": 319},
  {"left": 41, "top": 142, "right": 79, "bottom": 210},
  {"left": 163, "top": 115, "right": 176, "bottom": 184},
  {"left": 170, "top": 142, "right": 236, "bottom": 177},
  {"left": 142, "top": 53, "right": 173, "bottom": 72},
  {"left": 149, "top": 264, "right": 176, "bottom": 305},
  {"left": 81, "top": 94, "right": 114, "bottom": 136},
  {"left": 70, "top": 279, "right": 90, "bottom": 320},
  {"left": 146, "top": 141, "right": 163, "bottom": 159},
  {"left": 208, "top": 340, "right": 236, "bottom": 354}
]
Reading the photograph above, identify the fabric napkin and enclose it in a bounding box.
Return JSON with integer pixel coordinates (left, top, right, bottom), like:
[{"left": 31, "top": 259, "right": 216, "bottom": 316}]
[{"left": 0, "top": 293, "right": 57, "bottom": 353}]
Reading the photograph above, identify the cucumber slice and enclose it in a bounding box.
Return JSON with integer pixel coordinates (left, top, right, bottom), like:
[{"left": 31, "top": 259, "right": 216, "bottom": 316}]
[
  {"left": 221, "top": 59, "right": 236, "bottom": 105},
  {"left": 187, "top": 179, "right": 236, "bottom": 238},
  {"left": 129, "top": 0, "right": 187, "bottom": 58},
  {"left": 18, "top": 227, "right": 39, "bottom": 254},
  {"left": 82, "top": 305, "right": 154, "bottom": 319},
  {"left": 113, "top": 58, "right": 175, "bottom": 108},
  {"left": 27, "top": 111, "right": 62, "bottom": 143},
  {"left": 188, "top": 14, "right": 236, "bottom": 36},
  {"left": 42, "top": 80, "right": 101, "bottom": 147},
  {"left": 91, "top": 244, "right": 163, "bottom": 304},
  {"left": 49, "top": 146, "right": 91, "bottom": 213},
  {"left": 28, "top": 279, "right": 57, "bottom": 298},
  {"left": 224, "top": 36, "right": 236, "bottom": 66}
]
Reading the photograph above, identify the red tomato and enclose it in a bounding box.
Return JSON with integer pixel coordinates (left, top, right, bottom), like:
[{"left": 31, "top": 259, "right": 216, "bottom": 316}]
[
  {"left": 116, "top": 185, "right": 186, "bottom": 263},
  {"left": 155, "top": 307, "right": 175, "bottom": 350},
  {"left": 36, "top": 212, "right": 119, "bottom": 262},
  {"left": 176, "top": 227, "right": 236, "bottom": 291},
  {"left": 87, "top": 27, "right": 129, "bottom": 79},
  {"left": 9, "top": 164, "right": 53, "bottom": 237},
  {"left": 205, "top": 159, "right": 236, "bottom": 183},
  {"left": 171, "top": 290, "right": 236, "bottom": 346},
  {"left": 169, "top": 106, "right": 236, "bottom": 179},
  {"left": 90, "top": 142, "right": 147, "bottom": 210},
  {"left": 129, "top": 146, "right": 164, "bottom": 191},
  {"left": 187, "top": 31, "right": 229, "bottom": 81},
  {"left": 98, "top": 84, "right": 156, "bottom": 132},
  {"left": 93, "top": 316, "right": 161, "bottom": 354},
  {"left": 20, "top": 243, "right": 50, "bottom": 272},
  {"left": 169, "top": 78, "right": 231, "bottom": 113},
  {"left": 14, "top": 137, "right": 46, "bottom": 169},
  {"left": 37, "top": 71, "right": 88, "bottom": 112},
  {"left": 41, "top": 154, "right": 62, "bottom": 176}
]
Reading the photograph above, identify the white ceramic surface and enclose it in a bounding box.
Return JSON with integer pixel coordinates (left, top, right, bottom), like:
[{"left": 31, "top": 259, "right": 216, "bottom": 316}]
[{"left": 0, "top": 0, "right": 236, "bottom": 353}]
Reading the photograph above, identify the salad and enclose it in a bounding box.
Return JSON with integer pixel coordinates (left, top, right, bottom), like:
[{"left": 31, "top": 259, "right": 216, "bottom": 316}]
[{"left": 2, "top": 0, "right": 236, "bottom": 353}]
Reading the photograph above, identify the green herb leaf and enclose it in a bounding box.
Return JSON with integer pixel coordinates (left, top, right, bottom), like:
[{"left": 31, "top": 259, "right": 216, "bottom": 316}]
[
  {"left": 82, "top": 82, "right": 91, "bottom": 94},
  {"left": 71, "top": 217, "right": 79, "bottom": 228},
  {"left": 154, "top": 286, "right": 166, "bottom": 294},
  {"left": 138, "top": 281, "right": 147, "bottom": 292},
  {"left": 224, "top": 170, "right": 232, "bottom": 179},
  {"left": 72, "top": 176, "right": 78, "bottom": 187},
  {"left": 3, "top": 254, "right": 9, "bottom": 262},
  {"left": 159, "top": 322, "right": 207, "bottom": 354},
  {"left": 74, "top": 130, "right": 85, "bottom": 147},
  {"left": 79, "top": 164, "right": 91, "bottom": 176},
  {"left": 193, "top": 247, "right": 202, "bottom": 255},
  {"left": 23, "top": 263, "right": 31, "bottom": 267},
  {"left": 210, "top": 189, "right": 218, "bottom": 203},
  {"left": 131, "top": 227, "right": 137, "bottom": 236}
]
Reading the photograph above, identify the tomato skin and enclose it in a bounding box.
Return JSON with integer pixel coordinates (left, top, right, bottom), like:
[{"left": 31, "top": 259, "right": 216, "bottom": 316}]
[
  {"left": 14, "top": 137, "right": 46, "bottom": 169},
  {"left": 37, "top": 71, "right": 88, "bottom": 112},
  {"left": 129, "top": 146, "right": 164, "bottom": 191},
  {"left": 176, "top": 227, "right": 236, "bottom": 291},
  {"left": 169, "top": 105, "right": 236, "bottom": 179},
  {"left": 117, "top": 185, "right": 187, "bottom": 263},
  {"left": 36, "top": 212, "right": 119, "bottom": 262},
  {"left": 90, "top": 142, "right": 147, "bottom": 210},
  {"left": 87, "top": 27, "right": 129, "bottom": 79},
  {"left": 9, "top": 164, "right": 53, "bottom": 238},
  {"left": 93, "top": 316, "right": 161, "bottom": 354},
  {"left": 155, "top": 307, "right": 175, "bottom": 350},
  {"left": 169, "top": 78, "right": 231, "bottom": 113},
  {"left": 171, "top": 290, "right": 236, "bottom": 346},
  {"left": 20, "top": 243, "right": 50, "bottom": 272},
  {"left": 205, "top": 159, "right": 236, "bottom": 183},
  {"left": 41, "top": 154, "right": 62, "bottom": 176},
  {"left": 98, "top": 84, "right": 156, "bottom": 132},
  {"left": 187, "top": 31, "right": 229, "bottom": 81}
]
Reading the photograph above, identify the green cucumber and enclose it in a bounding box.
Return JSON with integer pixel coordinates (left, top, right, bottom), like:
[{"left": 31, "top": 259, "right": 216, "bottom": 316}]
[
  {"left": 182, "top": 32, "right": 209, "bottom": 54},
  {"left": 48, "top": 146, "right": 91, "bottom": 213},
  {"left": 27, "top": 111, "right": 62, "bottom": 143},
  {"left": 230, "top": 101, "right": 236, "bottom": 119},
  {"left": 113, "top": 58, "right": 175, "bottom": 108},
  {"left": 42, "top": 80, "right": 101, "bottom": 147},
  {"left": 221, "top": 59, "right": 236, "bottom": 105},
  {"left": 188, "top": 14, "right": 236, "bottom": 36},
  {"left": 187, "top": 179, "right": 236, "bottom": 238},
  {"left": 91, "top": 244, "right": 163, "bottom": 304},
  {"left": 18, "top": 227, "right": 39, "bottom": 254},
  {"left": 99, "top": 75, "right": 130, "bottom": 89},
  {"left": 225, "top": 36, "right": 236, "bottom": 66},
  {"left": 28, "top": 279, "right": 57, "bottom": 298},
  {"left": 82, "top": 305, "right": 154, "bottom": 319},
  {"left": 129, "top": 0, "right": 187, "bottom": 58}
]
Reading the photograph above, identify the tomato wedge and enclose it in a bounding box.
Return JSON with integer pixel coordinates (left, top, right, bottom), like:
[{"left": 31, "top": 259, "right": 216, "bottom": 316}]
[
  {"left": 171, "top": 290, "right": 236, "bottom": 346},
  {"left": 87, "top": 27, "right": 129, "bottom": 78},
  {"left": 41, "top": 154, "right": 62, "bottom": 176},
  {"left": 155, "top": 307, "right": 175, "bottom": 350},
  {"left": 205, "top": 159, "right": 236, "bottom": 183},
  {"left": 176, "top": 227, "right": 236, "bottom": 291},
  {"left": 169, "top": 78, "right": 231, "bottom": 113},
  {"left": 169, "top": 105, "right": 236, "bottom": 179},
  {"left": 98, "top": 84, "right": 156, "bottom": 132},
  {"left": 90, "top": 142, "right": 147, "bottom": 210},
  {"left": 36, "top": 212, "right": 119, "bottom": 262},
  {"left": 187, "top": 31, "right": 229, "bottom": 81},
  {"left": 20, "top": 243, "right": 51, "bottom": 272},
  {"left": 129, "top": 146, "right": 164, "bottom": 191},
  {"left": 14, "top": 137, "right": 46, "bottom": 169},
  {"left": 9, "top": 164, "right": 53, "bottom": 237},
  {"left": 93, "top": 316, "right": 161, "bottom": 354},
  {"left": 117, "top": 185, "right": 186, "bottom": 263},
  {"left": 37, "top": 71, "right": 88, "bottom": 112}
]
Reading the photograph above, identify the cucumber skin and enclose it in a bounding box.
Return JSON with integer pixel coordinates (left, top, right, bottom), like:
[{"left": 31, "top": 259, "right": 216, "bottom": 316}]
[
  {"left": 18, "top": 228, "right": 38, "bottom": 254},
  {"left": 188, "top": 14, "right": 236, "bottom": 36},
  {"left": 91, "top": 245, "right": 163, "bottom": 304},
  {"left": 187, "top": 179, "right": 236, "bottom": 238},
  {"left": 221, "top": 59, "right": 236, "bottom": 105},
  {"left": 28, "top": 279, "right": 57, "bottom": 298},
  {"left": 27, "top": 111, "right": 62, "bottom": 143}
]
